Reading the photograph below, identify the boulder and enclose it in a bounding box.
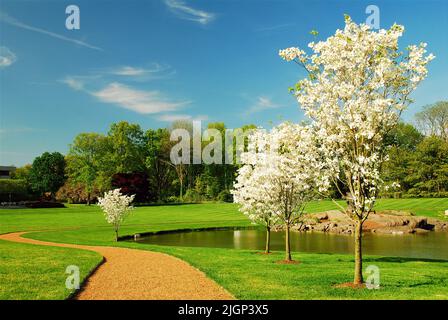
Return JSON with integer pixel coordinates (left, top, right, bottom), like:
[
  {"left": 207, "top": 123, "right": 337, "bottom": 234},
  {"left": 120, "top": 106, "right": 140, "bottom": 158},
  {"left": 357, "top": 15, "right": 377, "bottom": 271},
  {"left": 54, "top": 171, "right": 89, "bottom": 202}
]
[
  {"left": 298, "top": 210, "right": 447, "bottom": 235},
  {"left": 315, "top": 212, "right": 329, "bottom": 221}
]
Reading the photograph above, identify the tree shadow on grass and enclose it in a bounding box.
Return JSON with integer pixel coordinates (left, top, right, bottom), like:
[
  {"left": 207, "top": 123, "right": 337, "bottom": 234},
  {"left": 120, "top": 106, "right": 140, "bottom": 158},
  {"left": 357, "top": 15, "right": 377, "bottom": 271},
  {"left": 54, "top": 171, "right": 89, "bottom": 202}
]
[
  {"left": 364, "top": 256, "right": 448, "bottom": 263},
  {"left": 406, "top": 281, "right": 435, "bottom": 288}
]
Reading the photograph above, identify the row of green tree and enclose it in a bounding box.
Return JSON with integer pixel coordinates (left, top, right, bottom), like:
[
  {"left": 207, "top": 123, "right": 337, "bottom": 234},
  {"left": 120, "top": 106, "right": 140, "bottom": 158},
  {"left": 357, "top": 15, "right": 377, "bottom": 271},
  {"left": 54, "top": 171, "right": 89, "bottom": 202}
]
[
  {"left": 5, "top": 101, "right": 447, "bottom": 203},
  {"left": 382, "top": 101, "right": 448, "bottom": 197},
  {"left": 8, "top": 121, "right": 254, "bottom": 204}
]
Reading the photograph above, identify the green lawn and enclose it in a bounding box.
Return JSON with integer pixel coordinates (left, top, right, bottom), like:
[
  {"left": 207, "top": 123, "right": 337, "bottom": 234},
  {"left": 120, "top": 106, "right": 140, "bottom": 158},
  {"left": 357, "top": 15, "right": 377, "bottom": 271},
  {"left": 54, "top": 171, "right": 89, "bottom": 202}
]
[
  {"left": 304, "top": 198, "right": 448, "bottom": 219},
  {"left": 0, "top": 203, "right": 252, "bottom": 245},
  {"left": 0, "top": 198, "right": 447, "bottom": 300},
  {"left": 0, "top": 239, "right": 102, "bottom": 300}
]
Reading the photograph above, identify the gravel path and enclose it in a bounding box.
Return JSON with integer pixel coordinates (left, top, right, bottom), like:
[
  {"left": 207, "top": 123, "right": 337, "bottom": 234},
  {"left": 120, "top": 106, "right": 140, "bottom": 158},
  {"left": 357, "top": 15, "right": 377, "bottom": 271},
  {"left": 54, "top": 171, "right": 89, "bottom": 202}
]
[{"left": 0, "top": 232, "right": 234, "bottom": 300}]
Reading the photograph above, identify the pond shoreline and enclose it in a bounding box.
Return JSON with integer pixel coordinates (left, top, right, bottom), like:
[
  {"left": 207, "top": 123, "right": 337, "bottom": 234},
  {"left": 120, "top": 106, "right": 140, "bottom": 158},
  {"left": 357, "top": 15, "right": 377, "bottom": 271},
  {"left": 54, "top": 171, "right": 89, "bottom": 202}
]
[
  {"left": 120, "top": 210, "right": 448, "bottom": 242},
  {"left": 129, "top": 227, "right": 448, "bottom": 261},
  {"left": 118, "top": 225, "right": 259, "bottom": 241}
]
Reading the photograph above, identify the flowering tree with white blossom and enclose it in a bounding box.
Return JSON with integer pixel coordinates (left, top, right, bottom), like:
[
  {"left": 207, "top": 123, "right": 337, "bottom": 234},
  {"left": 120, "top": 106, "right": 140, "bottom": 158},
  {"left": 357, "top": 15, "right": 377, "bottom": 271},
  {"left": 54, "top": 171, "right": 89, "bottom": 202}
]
[
  {"left": 98, "top": 188, "right": 135, "bottom": 241},
  {"left": 233, "top": 122, "right": 330, "bottom": 261},
  {"left": 279, "top": 16, "right": 434, "bottom": 284},
  {"left": 232, "top": 141, "right": 277, "bottom": 254}
]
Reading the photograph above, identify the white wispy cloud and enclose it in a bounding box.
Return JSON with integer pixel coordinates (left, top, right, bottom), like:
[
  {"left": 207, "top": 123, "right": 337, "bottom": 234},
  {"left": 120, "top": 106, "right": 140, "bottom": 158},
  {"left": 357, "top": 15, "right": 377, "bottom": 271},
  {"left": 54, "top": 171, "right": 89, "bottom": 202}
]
[
  {"left": 247, "top": 96, "right": 282, "bottom": 114},
  {"left": 0, "top": 11, "right": 102, "bottom": 51},
  {"left": 112, "top": 66, "right": 148, "bottom": 76},
  {"left": 0, "top": 46, "right": 16, "bottom": 68},
  {"left": 62, "top": 63, "right": 186, "bottom": 114},
  {"left": 107, "top": 63, "right": 175, "bottom": 79},
  {"left": 156, "top": 113, "right": 208, "bottom": 122},
  {"left": 61, "top": 77, "right": 85, "bottom": 90},
  {"left": 90, "top": 82, "right": 189, "bottom": 114},
  {"left": 165, "top": 0, "right": 215, "bottom": 25}
]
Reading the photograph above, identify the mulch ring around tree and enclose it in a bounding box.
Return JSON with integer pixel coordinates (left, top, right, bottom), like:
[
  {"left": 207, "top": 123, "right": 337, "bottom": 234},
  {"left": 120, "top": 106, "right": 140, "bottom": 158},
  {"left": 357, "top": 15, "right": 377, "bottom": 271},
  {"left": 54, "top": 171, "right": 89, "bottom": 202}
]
[{"left": 333, "top": 282, "right": 367, "bottom": 289}]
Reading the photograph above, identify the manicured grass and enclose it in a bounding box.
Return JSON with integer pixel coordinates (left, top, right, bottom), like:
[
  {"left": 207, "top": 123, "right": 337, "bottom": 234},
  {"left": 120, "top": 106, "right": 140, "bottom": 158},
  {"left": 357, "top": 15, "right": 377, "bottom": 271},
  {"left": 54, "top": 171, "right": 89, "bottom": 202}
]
[
  {"left": 0, "top": 239, "right": 102, "bottom": 300},
  {"left": 305, "top": 198, "right": 448, "bottom": 219},
  {"left": 1, "top": 203, "right": 252, "bottom": 245},
  {"left": 370, "top": 198, "right": 448, "bottom": 219},
  {"left": 0, "top": 203, "right": 250, "bottom": 236},
  {"left": 0, "top": 198, "right": 447, "bottom": 300}
]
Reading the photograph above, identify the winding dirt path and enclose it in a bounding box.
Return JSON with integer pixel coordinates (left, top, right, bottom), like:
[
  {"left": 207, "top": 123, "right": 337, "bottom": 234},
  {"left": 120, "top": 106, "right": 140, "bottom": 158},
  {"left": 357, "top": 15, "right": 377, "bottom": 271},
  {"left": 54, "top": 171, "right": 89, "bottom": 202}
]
[{"left": 0, "top": 232, "right": 234, "bottom": 300}]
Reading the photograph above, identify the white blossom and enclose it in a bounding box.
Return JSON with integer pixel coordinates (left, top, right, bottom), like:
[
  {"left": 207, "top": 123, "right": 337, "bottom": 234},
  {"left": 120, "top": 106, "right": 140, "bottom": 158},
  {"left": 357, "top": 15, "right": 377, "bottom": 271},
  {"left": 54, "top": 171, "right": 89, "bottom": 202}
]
[{"left": 279, "top": 47, "right": 306, "bottom": 62}]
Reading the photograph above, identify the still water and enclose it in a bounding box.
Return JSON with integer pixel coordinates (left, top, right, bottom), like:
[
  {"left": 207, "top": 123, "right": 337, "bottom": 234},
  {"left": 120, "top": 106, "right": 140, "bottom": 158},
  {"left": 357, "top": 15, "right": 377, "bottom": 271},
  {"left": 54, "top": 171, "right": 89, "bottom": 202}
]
[{"left": 135, "top": 229, "right": 448, "bottom": 260}]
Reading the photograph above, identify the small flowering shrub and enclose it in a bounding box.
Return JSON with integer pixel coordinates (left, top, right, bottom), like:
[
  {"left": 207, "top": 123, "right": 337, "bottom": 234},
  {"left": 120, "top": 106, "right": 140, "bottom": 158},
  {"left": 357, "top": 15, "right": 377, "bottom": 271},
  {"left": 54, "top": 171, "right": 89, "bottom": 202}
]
[{"left": 98, "top": 188, "right": 135, "bottom": 241}]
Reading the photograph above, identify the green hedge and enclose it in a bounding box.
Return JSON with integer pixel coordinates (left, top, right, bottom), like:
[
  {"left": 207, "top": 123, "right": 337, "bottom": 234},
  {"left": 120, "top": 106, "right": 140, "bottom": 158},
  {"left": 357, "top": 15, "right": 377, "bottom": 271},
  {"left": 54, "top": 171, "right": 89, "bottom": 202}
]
[{"left": 0, "top": 179, "right": 30, "bottom": 201}]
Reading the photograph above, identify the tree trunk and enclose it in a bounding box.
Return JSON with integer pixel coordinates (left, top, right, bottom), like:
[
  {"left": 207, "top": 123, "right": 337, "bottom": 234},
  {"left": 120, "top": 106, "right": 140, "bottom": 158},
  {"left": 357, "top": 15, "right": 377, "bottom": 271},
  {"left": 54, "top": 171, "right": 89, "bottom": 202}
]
[
  {"left": 114, "top": 227, "right": 119, "bottom": 242},
  {"left": 87, "top": 192, "right": 91, "bottom": 206},
  {"left": 265, "top": 226, "right": 271, "bottom": 254},
  {"left": 285, "top": 224, "right": 291, "bottom": 261},
  {"left": 353, "top": 220, "right": 363, "bottom": 284},
  {"left": 180, "top": 181, "right": 183, "bottom": 200}
]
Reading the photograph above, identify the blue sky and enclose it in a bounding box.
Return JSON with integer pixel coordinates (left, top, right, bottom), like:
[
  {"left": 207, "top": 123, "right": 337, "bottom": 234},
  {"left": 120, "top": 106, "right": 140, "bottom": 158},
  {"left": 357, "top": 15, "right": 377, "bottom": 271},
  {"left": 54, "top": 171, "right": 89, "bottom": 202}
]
[{"left": 1, "top": 0, "right": 447, "bottom": 166}]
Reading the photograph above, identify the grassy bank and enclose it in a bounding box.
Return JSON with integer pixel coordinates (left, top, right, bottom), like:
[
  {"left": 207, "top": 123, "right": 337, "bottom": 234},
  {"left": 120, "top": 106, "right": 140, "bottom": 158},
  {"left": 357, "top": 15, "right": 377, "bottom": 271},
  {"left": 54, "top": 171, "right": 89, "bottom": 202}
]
[{"left": 0, "top": 240, "right": 102, "bottom": 300}]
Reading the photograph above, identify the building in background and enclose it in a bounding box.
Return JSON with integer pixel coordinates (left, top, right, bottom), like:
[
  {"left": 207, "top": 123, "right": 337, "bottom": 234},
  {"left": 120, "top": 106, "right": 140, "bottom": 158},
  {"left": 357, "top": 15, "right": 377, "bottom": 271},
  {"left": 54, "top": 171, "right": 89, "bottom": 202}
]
[{"left": 0, "top": 166, "right": 16, "bottom": 179}]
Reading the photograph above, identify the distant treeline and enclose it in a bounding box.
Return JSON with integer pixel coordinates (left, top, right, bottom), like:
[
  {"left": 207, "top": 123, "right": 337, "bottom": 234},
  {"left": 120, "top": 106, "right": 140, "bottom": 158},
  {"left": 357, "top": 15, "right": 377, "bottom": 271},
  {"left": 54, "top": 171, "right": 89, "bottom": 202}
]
[
  {"left": 382, "top": 129, "right": 448, "bottom": 198},
  {"left": 5, "top": 121, "right": 255, "bottom": 204},
  {"left": 3, "top": 101, "right": 447, "bottom": 204}
]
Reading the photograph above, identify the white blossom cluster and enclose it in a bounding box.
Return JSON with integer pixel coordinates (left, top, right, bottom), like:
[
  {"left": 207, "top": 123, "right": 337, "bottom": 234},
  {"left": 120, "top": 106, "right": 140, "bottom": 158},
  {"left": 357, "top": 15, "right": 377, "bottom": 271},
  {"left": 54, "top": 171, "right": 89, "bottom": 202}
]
[
  {"left": 232, "top": 122, "right": 331, "bottom": 227},
  {"left": 279, "top": 16, "right": 433, "bottom": 218},
  {"left": 278, "top": 47, "right": 306, "bottom": 62},
  {"left": 98, "top": 188, "right": 135, "bottom": 228}
]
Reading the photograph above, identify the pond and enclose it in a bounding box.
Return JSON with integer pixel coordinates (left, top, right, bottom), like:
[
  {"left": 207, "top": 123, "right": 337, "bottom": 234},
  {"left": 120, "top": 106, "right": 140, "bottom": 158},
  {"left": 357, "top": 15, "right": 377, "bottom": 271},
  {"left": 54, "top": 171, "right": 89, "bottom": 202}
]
[{"left": 134, "top": 229, "right": 448, "bottom": 260}]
